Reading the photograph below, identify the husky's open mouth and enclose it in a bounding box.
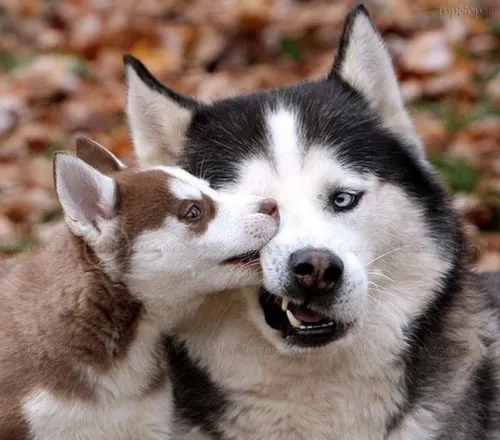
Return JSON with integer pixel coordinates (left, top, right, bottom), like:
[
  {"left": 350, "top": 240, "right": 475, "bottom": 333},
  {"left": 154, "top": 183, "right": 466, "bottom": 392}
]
[
  {"left": 222, "top": 250, "right": 261, "bottom": 268},
  {"left": 259, "top": 289, "right": 351, "bottom": 347}
]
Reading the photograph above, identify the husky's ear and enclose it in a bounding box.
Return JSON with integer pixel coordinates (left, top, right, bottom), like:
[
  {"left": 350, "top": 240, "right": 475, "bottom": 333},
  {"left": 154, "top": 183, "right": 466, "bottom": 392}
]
[
  {"left": 123, "top": 54, "right": 198, "bottom": 167},
  {"left": 75, "top": 136, "right": 125, "bottom": 175},
  {"left": 53, "top": 152, "right": 117, "bottom": 241},
  {"left": 330, "top": 5, "right": 422, "bottom": 154}
]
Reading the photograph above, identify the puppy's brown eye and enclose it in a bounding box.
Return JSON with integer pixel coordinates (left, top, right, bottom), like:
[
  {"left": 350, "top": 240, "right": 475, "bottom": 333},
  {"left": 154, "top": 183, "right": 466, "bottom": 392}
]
[{"left": 184, "top": 205, "right": 201, "bottom": 220}]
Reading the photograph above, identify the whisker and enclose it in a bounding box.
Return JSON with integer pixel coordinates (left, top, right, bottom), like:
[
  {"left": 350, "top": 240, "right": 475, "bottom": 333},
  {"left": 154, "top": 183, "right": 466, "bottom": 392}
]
[
  {"left": 367, "top": 247, "right": 405, "bottom": 266},
  {"left": 368, "top": 270, "right": 396, "bottom": 284},
  {"left": 369, "top": 284, "right": 401, "bottom": 299}
]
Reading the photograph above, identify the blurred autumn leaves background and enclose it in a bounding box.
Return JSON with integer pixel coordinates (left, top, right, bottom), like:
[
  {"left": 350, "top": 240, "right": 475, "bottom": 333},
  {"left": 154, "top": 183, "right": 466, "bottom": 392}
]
[{"left": 0, "top": 0, "right": 499, "bottom": 269}]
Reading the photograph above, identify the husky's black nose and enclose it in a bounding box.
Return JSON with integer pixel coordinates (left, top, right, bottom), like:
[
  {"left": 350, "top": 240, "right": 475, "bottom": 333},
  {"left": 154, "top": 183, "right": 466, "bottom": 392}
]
[{"left": 289, "top": 249, "right": 343, "bottom": 293}]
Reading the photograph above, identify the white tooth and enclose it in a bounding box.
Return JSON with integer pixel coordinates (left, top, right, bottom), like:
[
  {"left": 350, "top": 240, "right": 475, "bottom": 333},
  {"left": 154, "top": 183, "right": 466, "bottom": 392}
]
[
  {"left": 286, "top": 310, "right": 301, "bottom": 328},
  {"left": 281, "top": 297, "right": 289, "bottom": 311}
]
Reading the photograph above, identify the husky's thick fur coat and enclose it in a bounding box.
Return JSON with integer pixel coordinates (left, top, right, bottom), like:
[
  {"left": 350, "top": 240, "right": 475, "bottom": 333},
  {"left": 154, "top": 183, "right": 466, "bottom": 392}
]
[
  {"left": 0, "top": 138, "right": 278, "bottom": 439},
  {"left": 123, "top": 4, "right": 500, "bottom": 440}
]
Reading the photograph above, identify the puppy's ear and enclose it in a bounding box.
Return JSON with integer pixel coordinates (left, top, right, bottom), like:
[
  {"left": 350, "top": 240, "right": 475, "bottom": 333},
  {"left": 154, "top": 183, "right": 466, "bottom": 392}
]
[
  {"left": 330, "top": 5, "right": 422, "bottom": 154},
  {"left": 123, "top": 55, "right": 198, "bottom": 167},
  {"left": 53, "top": 152, "right": 117, "bottom": 241},
  {"left": 75, "top": 136, "right": 125, "bottom": 175}
]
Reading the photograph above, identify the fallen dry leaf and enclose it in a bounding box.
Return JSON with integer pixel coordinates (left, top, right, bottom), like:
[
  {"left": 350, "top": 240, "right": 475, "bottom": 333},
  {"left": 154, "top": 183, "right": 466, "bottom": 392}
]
[
  {"left": 411, "top": 110, "right": 450, "bottom": 152},
  {"left": 401, "top": 31, "right": 454, "bottom": 74}
]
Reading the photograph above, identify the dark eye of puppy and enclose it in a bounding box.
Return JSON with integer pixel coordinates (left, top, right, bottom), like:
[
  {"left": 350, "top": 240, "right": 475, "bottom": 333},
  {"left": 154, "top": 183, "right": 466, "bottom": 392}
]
[{"left": 178, "top": 201, "right": 203, "bottom": 222}]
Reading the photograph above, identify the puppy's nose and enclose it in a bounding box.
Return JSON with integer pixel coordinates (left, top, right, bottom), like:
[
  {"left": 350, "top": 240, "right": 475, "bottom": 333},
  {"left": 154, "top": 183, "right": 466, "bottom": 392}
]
[
  {"left": 289, "top": 249, "right": 343, "bottom": 292},
  {"left": 258, "top": 199, "right": 279, "bottom": 220}
]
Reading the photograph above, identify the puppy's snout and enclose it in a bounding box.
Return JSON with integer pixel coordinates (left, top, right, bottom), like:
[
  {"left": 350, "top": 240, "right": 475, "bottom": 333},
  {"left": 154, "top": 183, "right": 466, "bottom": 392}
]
[
  {"left": 258, "top": 199, "right": 280, "bottom": 220},
  {"left": 289, "top": 248, "right": 343, "bottom": 293}
]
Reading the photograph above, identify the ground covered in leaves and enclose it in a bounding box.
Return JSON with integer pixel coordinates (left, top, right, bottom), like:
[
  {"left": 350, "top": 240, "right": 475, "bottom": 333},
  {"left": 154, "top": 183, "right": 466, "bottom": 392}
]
[{"left": 0, "top": 0, "right": 499, "bottom": 269}]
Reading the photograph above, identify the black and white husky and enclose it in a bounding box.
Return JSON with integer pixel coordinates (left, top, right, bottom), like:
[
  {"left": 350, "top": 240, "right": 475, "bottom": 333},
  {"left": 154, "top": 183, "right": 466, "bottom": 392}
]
[{"left": 123, "top": 5, "right": 500, "bottom": 439}]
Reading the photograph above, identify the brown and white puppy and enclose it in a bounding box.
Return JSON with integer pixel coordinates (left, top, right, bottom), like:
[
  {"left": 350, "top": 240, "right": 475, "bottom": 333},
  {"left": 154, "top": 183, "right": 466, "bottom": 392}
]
[{"left": 0, "top": 137, "right": 279, "bottom": 440}]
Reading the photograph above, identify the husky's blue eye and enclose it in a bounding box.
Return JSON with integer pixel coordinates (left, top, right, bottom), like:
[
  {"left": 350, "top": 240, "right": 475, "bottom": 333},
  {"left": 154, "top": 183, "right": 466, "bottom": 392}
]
[{"left": 331, "top": 191, "right": 361, "bottom": 211}]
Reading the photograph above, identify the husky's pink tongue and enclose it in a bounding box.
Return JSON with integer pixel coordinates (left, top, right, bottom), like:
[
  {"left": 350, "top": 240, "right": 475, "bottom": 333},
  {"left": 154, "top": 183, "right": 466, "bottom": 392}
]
[{"left": 288, "top": 304, "right": 325, "bottom": 323}]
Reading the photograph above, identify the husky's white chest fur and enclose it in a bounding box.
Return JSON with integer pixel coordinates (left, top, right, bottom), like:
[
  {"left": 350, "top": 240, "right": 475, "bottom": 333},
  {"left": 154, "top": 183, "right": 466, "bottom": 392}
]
[
  {"left": 177, "top": 293, "right": 406, "bottom": 440},
  {"left": 218, "top": 373, "right": 399, "bottom": 440}
]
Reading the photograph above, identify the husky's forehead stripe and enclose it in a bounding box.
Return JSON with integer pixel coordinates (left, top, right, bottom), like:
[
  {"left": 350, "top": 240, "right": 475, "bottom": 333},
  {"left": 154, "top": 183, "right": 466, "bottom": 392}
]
[{"left": 266, "top": 109, "right": 301, "bottom": 177}]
